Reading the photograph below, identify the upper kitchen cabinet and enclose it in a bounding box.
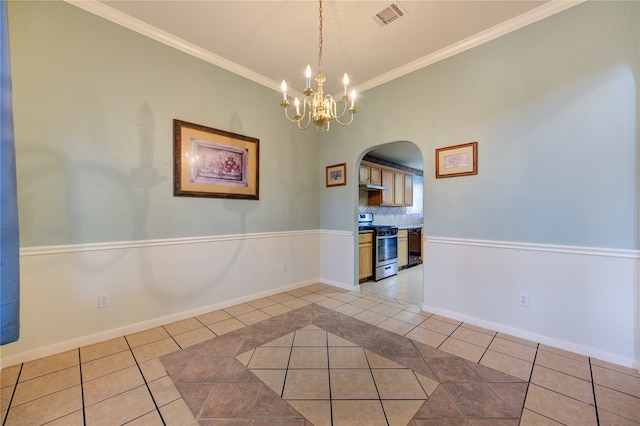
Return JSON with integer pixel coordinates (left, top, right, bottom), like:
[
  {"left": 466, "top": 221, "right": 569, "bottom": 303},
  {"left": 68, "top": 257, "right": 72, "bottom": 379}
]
[
  {"left": 359, "top": 162, "right": 382, "bottom": 186},
  {"left": 370, "top": 165, "right": 382, "bottom": 186},
  {"left": 394, "top": 172, "right": 405, "bottom": 206},
  {"left": 368, "top": 167, "right": 413, "bottom": 207},
  {"left": 359, "top": 164, "right": 370, "bottom": 184},
  {"left": 404, "top": 174, "right": 413, "bottom": 206}
]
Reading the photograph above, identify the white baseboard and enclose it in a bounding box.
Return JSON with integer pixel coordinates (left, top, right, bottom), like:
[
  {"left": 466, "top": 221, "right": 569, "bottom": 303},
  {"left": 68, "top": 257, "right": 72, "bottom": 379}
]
[
  {"left": 423, "top": 304, "right": 638, "bottom": 370},
  {"left": 1, "top": 278, "right": 319, "bottom": 368},
  {"left": 423, "top": 236, "right": 639, "bottom": 371}
]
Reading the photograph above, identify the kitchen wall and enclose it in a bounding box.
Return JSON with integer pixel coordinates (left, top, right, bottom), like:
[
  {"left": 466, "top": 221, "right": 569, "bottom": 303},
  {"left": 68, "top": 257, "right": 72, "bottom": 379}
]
[{"left": 319, "top": 1, "right": 639, "bottom": 367}]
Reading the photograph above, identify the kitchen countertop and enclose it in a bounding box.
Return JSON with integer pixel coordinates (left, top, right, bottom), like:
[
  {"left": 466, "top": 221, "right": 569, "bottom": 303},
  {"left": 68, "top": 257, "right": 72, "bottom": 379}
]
[
  {"left": 397, "top": 224, "right": 423, "bottom": 230},
  {"left": 358, "top": 225, "right": 422, "bottom": 233}
]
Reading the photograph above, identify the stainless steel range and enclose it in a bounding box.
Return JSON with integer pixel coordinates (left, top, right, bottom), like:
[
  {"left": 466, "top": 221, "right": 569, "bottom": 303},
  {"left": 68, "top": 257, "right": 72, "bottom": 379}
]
[{"left": 358, "top": 213, "right": 399, "bottom": 281}]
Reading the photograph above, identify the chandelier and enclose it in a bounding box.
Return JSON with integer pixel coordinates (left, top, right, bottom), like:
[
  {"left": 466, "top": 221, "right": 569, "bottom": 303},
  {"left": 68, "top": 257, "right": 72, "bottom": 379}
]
[{"left": 280, "top": 0, "right": 357, "bottom": 132}]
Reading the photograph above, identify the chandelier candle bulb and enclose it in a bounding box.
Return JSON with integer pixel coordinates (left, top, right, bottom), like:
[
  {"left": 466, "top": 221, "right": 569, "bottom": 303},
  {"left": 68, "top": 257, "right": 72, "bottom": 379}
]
[
  {"left": 305, "top": 65, "right": 312, "bottom": 90},
  {"left": 343, "top": 73, "right": 349, "bottom": 95},
  {"left": 281, "top": 80, "right": 287, "bottom": 102},
  {"left": 294, "top": 97, "right": 300, "bottom": 115},
  {"left": 351, "top": 90, "right": 356, "bottom": 108}
]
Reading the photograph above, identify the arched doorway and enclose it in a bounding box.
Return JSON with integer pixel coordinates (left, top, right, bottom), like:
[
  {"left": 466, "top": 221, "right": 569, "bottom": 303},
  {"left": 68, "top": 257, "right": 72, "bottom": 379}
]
[{"left": 356, "top": 141, "right": 425, "bottom": 308}]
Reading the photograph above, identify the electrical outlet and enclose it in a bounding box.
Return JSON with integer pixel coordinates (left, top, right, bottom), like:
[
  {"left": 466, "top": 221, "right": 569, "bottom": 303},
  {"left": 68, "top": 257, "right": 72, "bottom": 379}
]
[
  {"left": 99, "top": 293, "right": 110, "bottom": 308},
  {"left": 519, "top": 293, "right": 529, "bottom": 307},
  {"left": 280, "top": 263, "right": 287, "bottom": 272}
]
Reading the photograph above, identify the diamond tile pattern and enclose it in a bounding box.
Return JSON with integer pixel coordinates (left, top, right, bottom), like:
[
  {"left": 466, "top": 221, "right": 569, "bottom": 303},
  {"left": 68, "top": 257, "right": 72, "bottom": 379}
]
[{"left": 238, "top": 325, "right": 429, "bottom": 423}]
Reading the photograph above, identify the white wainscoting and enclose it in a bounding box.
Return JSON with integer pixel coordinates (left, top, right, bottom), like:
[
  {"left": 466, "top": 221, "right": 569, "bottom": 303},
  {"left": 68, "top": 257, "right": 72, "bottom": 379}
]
[
  {"left": 1, "top": 230, "right": 324, "bottom": 367},
  {"left": 5, "top": 231, "right": 637, "bottom": 371},
  {"left": 319, "top": 229, "right": 357, "bottom": 291},
  {"left": 423, "top": 237, "right": 639, "bottom": 369}
]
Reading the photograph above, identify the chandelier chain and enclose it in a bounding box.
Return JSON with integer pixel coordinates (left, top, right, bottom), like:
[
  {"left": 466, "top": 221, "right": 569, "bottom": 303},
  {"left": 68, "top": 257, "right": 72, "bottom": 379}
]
[{"left": 318, "top": 0, "right": 323, "bottom": 75}]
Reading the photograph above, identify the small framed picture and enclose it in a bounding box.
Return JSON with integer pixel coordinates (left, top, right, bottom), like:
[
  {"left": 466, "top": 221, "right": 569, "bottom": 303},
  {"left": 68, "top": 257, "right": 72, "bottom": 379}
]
[
  {"left": 436, "top": 142, "right": 478, "bottom": 178},
  {"left": 326, "top": 163, "right": 347, "bottom": 187}
]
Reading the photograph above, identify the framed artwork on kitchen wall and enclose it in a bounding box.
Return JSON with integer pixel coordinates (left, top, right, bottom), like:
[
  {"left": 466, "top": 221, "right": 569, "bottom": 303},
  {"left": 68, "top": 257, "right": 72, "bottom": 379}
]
[
  {"left": 435, "top": 142, "right": 478, "bottom": 178},
  {"left": 326, "top": 163, "right": 347, "bottom": 187},
  {"left": 173, "top": 119, "right": 259, "bottom": 199}
]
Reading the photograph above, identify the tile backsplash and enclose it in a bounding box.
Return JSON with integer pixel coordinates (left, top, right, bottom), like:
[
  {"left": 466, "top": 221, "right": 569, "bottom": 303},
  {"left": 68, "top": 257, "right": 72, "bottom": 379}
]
[{"left": 358, "top": 204, "right": 423, "bottom": 227}]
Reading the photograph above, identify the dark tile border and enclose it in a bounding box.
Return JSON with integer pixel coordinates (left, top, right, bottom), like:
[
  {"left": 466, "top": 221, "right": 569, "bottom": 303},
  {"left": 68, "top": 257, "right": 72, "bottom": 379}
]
[{"left": 160, "top": 304, "right": 526, "bottom": 424}]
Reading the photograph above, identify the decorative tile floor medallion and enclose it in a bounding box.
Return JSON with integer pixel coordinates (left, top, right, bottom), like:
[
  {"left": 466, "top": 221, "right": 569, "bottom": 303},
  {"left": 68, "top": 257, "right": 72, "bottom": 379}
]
[
  {"left": 160, "top": 303, "right": 525, "bottom": 425},
  {"left": 236, "top": 325, "right": 431, "bottom": 425}
]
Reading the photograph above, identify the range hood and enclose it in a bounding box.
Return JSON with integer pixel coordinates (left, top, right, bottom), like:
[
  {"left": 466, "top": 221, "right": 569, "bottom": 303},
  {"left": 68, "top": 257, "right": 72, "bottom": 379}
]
[{"left": 359, "top": 183, "right": 388, "bottom": 191}]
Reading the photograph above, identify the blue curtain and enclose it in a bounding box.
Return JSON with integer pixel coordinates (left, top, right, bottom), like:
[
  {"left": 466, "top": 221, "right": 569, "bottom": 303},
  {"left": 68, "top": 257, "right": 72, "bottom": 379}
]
[{"left": 1, "top": 0, "right": 20, "bottom": 345}]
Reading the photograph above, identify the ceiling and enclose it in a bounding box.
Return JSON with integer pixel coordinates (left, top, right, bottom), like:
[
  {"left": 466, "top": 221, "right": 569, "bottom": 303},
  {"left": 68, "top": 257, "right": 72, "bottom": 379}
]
[
  {"left": 71, "top": 0, "right": 580, "bottom": 170},
  {"left": 367, "top": 142, "right": 424, "bottom": 171}
]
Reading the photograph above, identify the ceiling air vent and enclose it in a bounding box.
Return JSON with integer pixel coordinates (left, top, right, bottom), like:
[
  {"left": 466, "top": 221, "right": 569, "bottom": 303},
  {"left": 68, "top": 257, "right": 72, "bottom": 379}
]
[{"left": 371, "top": 2, "right": 408, "bottom": 28}]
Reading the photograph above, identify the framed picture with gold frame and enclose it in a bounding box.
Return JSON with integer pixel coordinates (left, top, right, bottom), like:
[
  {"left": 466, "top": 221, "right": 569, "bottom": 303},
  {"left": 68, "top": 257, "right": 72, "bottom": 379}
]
[
  {"left": 326, "top": 163, "right": 347, "bottom": 187},
  {"left": 173, "top": 119, "right": 259, "bottom": 199},
  {"left": 435, "top": 142, "right": 478, "bottom": 178}
]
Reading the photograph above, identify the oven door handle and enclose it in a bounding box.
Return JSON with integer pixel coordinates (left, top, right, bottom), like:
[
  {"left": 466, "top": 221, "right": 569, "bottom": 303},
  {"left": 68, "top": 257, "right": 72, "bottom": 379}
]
[{"left": 377, "top": 234, "right": 397, "bottom": 240}]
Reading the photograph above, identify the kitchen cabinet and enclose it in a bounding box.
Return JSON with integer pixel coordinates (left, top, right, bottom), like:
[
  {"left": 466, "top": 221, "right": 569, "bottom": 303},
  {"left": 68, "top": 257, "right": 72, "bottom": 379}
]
[
  {"left": 359, "top": 164, "right": 370, "bottom": 184},
  {"left": 398, "top": 229, "right": 408, "bottom": 269},
  {"left": 359, "top": 162, "right": 382, "bottom": 186},
  {"left": 394, "top": 173, "right": 405, "bottom": 206},
  {"left": 369, "top": 170, "right": 413, "bottom": 207},
  {"left": 380, "top": 169, "right": 395, "bottom": 205},
  {"left": 361, "top": 159, "right": 414, "bottom": 207},
  {"left": 369, "top": 165, "right": 382, "bottom": 185},
  {"left": 367, "top": 169, "right": 394, "bottom": 206},
  {"left": 358, "top": 232, "right": 373, "bottom": 282},
  {"left": 404, "top": 174, "right": 413, "bottom": 206},
  {"left": 367, "top": 169, "right": 394, "bottom": 205}
]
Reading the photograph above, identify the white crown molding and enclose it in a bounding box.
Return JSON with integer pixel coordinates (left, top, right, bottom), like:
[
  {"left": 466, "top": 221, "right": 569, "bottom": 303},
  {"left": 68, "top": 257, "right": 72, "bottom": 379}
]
[
  {"left": 65, "top": 0, "right": 583, "bottom": 95},
  {"left": 64, "top": 0, "right": 282, "bottom": 92},
  {"left": 356, "top": 0, "right": 585, "bottom": 93}
]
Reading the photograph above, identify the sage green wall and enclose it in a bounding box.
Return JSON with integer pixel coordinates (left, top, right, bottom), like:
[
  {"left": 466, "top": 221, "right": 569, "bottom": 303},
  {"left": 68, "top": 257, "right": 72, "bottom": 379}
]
[
  {"left": 9, "top": 1, "right": 639, "bottom": 250},
  {"left": 321, "top": 1, "right": 639, "bottom": 250},
  {"left": 9, "top": 1, "right": 320, "bottom": 248}
]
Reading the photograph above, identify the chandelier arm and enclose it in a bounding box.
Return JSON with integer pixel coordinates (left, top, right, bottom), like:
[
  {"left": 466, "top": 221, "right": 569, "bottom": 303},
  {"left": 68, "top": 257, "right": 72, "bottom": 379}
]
[
  {"left": 282, "top": 108, "right": 299, "bottom": 123},
  {"left": 297, "top": 111, "right": 313, "bottom": 130},
  {"left": 333, "top": 111, "right": 356, "bottom": 126},
  {"left": 325, "top": 95, "right": 349, "bottom": 120},
  {"left": 283, "top": 107, "right": 303, "bottom": 124},
  {"left": 297, "top": 97, "right": 313, "bottom": 130},
  {"left": 328, "top": 98, "right": 339, "bottom": 119}
]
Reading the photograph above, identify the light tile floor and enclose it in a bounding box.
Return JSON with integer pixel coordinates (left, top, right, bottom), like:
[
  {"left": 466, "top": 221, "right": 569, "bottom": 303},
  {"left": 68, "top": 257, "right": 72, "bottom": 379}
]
[{"left": 1, "top": 265, "right": 639, "bottom": 425}]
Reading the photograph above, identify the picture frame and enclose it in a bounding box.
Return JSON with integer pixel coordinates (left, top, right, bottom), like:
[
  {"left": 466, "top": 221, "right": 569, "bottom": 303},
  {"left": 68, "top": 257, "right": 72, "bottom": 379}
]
[
  {"left": 435, "top": 142, "right": 478, "bottom": 178},
  {"left": 174, "top": 119, "right": 259, "bottom": 199},
  {"left": 326, "top": 163, "right": 347, "bottom": 187}
]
